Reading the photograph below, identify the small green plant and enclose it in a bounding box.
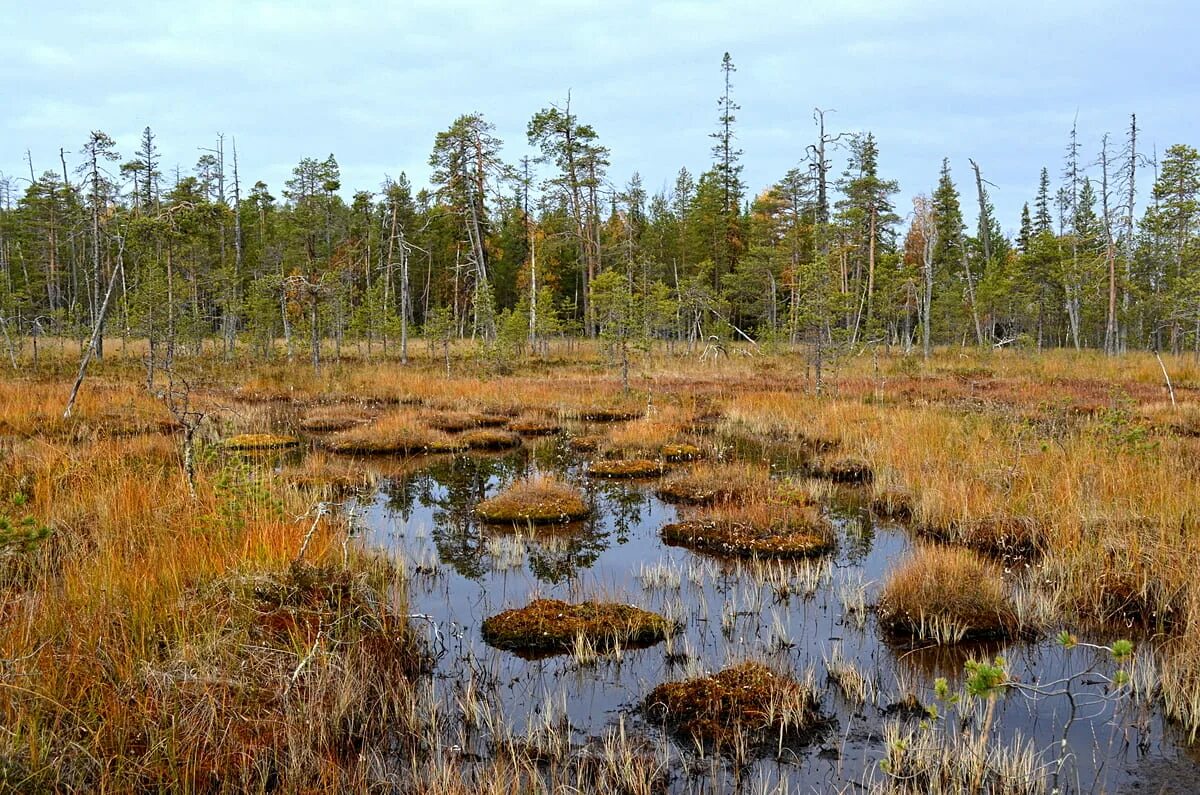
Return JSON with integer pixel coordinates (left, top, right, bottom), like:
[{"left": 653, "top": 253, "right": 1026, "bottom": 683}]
[{"left": 0, "top": 514, "right": 51, "bottom": 554}]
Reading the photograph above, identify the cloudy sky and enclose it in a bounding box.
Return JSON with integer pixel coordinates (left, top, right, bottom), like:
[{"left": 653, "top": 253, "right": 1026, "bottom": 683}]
[{"left": 2, "top": 0, "right": 1196, "bottom": 231}]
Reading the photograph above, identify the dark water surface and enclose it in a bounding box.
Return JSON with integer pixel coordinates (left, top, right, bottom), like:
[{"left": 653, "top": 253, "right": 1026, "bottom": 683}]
[{"left": 338, "top": 434, "right": 1198, "bottom": 793}]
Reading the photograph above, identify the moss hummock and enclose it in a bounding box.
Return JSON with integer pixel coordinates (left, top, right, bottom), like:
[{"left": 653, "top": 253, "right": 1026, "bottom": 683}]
[
  {"left": 809, "top": 456, "right": 874, "bottom": 484},
  {"left": 507, "top": 417, "right": 561, "bottom": 436},
  {"left": 475, "top": 478, "right": 590, "bottom": 524},
  {"left": 325, "top": 414, "right": 463, "bottom": 455},
  {"left": 586, "top": 458, "right": 665, "bottom": 479},
  {"left": 423, "top": 411, "right": 509, "bottom": 433},
  {"left": 481, "top": 598, "right": 672, "bottom": 655},
  {"left": 661, "top": 506, "right": 832, "bottom": 558},
  {"left": 460, "top": 429, "right": 523, "bottom": 450},
  {"left": 661, "top": 443, "right": 702, "bottom": 462},
  {"left": 644, "top": 662, "right": 821, "bottom": 750},
  {"left": 222, "top": 433, "right": 301, "bottom": 451}
]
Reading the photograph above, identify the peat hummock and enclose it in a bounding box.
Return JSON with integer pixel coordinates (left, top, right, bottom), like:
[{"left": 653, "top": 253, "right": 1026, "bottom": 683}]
[{"left": 481, "top": 598, "right": 673, "bottom": 656}]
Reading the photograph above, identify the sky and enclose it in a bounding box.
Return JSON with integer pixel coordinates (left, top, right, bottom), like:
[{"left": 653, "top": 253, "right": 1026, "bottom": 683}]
[{"left": 2, "top": 0, "right": 1197, "bottom": 233}]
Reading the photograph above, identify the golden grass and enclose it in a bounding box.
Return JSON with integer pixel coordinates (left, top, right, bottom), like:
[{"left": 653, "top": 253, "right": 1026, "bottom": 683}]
[
  {"left": 298, "top": 405, "right": 374, "bottom": 432},
  {"left": 586, "top": 458, "right": 666, "bottom": 479},
  {"left": 480, "top": 598, "right": 672, "bottom": 656},
  {"left": 878, "top": 545, "right": 1017, "bottom": 642},
  {"left": 222, "top": 432, "right": 301, "bottom": 450},
  {"left": 326, "top": 411, "right": 464, "bottom": 455},
  {"left": 459, "top": 428, "right": 523, "bottom": 450},
  {"left": 654, "top": 462, "right": 766, "bottom": 505},
  {"left": 475, "top": 477, "right": 590, "bottom": 524}
]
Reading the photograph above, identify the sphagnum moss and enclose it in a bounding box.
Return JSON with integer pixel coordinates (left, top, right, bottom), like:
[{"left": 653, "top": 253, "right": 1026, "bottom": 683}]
[{"left": 481, "top": 598, "right": 673, "bottom": 656}]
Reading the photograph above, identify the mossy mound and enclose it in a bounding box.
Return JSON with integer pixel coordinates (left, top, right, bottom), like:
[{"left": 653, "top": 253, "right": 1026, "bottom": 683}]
[
  {"left": 325, "top": 418, "right": 464, "bottom": 455},
  {"left": 661, "top": 443, "right": 702, "bottom": 462},
  {"left": 655, "top": 464, "right": 760, "bottom": 505},
  {"left": 877, "top": 546, "right": 1017, "bottom": 643},
  {"left": 476, "top": 478, "right": 590, "bottom": 524},
  {"left": 871, "top": 488, "right": 914, "bottom": 520},
  {"left": 568, "top": 435, "right": 603, "bottom": 453},
  {"left": 810, "top": 456, "right": 873, "bottom": 484},
  {"left": 586, "top": 458, "right": 665, "bottom": 479},
  {"left": 661, "top": 511, "right": 832, "bottom": 558},
  {"left": 460, "top": 429, "right": 523, "bottom": 450},
  {"left": 644, "top": 662, "right": 822, "bottom": 751},
  {"left": 580, "top": 408, "right": 639, "bottom": 422},
  {"left": 222, "top": 433, "right": 301, "bottom": 451},
  {"left": 299, "top": 408, "right": 372, "bottom": 432},
  {"left": 481, "top": 598, "right": 672, "bottom": 656},
  {"left": 424, "top": 411, "right": 509, "bottom": 432},
  {"left": 507, "top": 417, "right": 562, "bottom": 436}
]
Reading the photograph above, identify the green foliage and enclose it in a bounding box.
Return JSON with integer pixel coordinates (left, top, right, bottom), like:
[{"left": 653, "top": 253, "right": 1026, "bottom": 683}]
[{"left": 0, "top": 514, "right": 51, "bottom": 555}]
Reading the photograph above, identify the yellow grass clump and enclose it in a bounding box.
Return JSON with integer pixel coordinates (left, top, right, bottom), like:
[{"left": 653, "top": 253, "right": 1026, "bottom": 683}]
[
  {"left": 878, "top": 545, "right": 1017, "bottom": 643},
  {"left": 222, "top": 432, "right": 301, "bottom": 450},
  {"left": 475, "top": 477, "right": 590, "bottom": 524},
  {"left": 326, "top": 411, "right": 464, "bottom": 455},
  {"left": 586, "top": 458, "right": 666, "bottom": 479},
  {"left": 661, "top": 501, "right": 832, "bottom": 558}
]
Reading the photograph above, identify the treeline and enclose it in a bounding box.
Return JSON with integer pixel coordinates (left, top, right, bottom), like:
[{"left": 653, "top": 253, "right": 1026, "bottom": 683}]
[{"left": 0, "top": 54, "right": 1198, "bottom": 371}]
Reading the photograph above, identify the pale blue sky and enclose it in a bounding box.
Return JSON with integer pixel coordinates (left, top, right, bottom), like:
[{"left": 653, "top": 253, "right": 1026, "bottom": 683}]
[{"left": 2, "top": 0, "right": 1196, "bottom": 231}]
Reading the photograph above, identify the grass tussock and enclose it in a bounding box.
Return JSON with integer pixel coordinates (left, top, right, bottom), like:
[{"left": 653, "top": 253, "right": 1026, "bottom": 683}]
[
  {"left": 481, "top": 598, "right": 673, "bottom": 656},
  {"left": 644, "top": 661, "right": 822, "bottom": 752},
  {"left": 506, "top": 416, "right": 561, "bottom": 436},
  {"left": 326, "top": 411, "right": 463, "bottom": 455},
  {"left": 298, "top": 405, "right": 374, "bottom": 432},
  {"left": 475, "top": 477, "right": 590, "bottom": 524},
  {"left": 655, "top": 462, "right": 766, "bottom": 505},
  {"left": 587, "top": 458, "right": 665, "bottom": 479},
  {"left": 222, "top": 432, "right": 301, "bottom": 450},
  {"left": 878, "top": 545, "right": 1017, "bottom": 643},
  {"left": 459, "top": 428, "right": 523, "bottom": 450},
  {"left": 661, "top": 501, "right": 832, "bottom": 558},
  {"left": 423, "top": 410, "right": 510, "bottom": 432}
]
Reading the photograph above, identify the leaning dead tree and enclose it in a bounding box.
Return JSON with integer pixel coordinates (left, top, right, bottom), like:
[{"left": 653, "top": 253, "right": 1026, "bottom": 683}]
[{"left": 64, "top": 232, "right": 126, "bottom": 418}]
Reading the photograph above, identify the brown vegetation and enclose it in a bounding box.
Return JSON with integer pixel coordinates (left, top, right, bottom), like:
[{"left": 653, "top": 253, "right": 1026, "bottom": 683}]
[
  {"left": 480, "top": 598, "right": 672, "bottom": 656},
  {"left": 326, "top": 411, "right": 464, "bottom": 455},
  {"left": 644, "top": 661, "right": 821, "bottom": 751},
  {"left": 661, "top": 502, "right": 833, "bottom": 558}
]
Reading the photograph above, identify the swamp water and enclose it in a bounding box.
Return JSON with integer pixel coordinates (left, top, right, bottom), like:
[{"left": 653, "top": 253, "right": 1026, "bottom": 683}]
[{"left": 295, "top": 431, "right": 1200, "bottom": 793}]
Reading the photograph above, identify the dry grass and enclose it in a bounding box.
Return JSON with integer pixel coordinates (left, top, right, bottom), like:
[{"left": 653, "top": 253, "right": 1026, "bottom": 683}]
[
  {"left": 655, "top": 462, "right": 767, "bottom": 505},
  {"left": 459, "top": 428, "right": 523, "bottom": 450},
  {"left": 222, "top": 432, "right": 302, "bottom": 450},
  {"left": 878, "top": 545, "right": 1017, "bottom": 643},
  {"left": 326, "top": 410, "right": 464, "bottom": 455},
  {"left": 643, "top": 661, "right": 821, "bottom": 752},
  {"left": 480, "top": 598, "right": 673, "bottom": 656},
  {"left": 298, "top": 405, "right": 374, "bottom": 432},
  {"left": 423, "top": 410, "right": 510, "bottom": 432},
  {"left": 475, "top": 477, "right": 590, "bottom": 524}
]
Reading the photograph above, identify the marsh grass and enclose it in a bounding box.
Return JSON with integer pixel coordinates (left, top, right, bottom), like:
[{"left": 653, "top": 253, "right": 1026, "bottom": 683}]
[
  {"left": 662, "top": 500, "right": 833, "bottom": 559},
  {"left": 475, "top": 477, "right": 590, "bottom": 524},
  {"left": 643, "top": 661, "right": 823, "bottom": 756},
  {"left": 878, "top": 546, "right": 1017, "bottom": 643},
  {"left": 326, "top": 411, "right": 464, "bottom": 455}
]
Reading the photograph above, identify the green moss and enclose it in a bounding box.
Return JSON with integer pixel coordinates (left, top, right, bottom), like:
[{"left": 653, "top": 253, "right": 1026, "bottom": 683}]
[{"left": 481, "top": 598, "right": 673, "bottom": 656}]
